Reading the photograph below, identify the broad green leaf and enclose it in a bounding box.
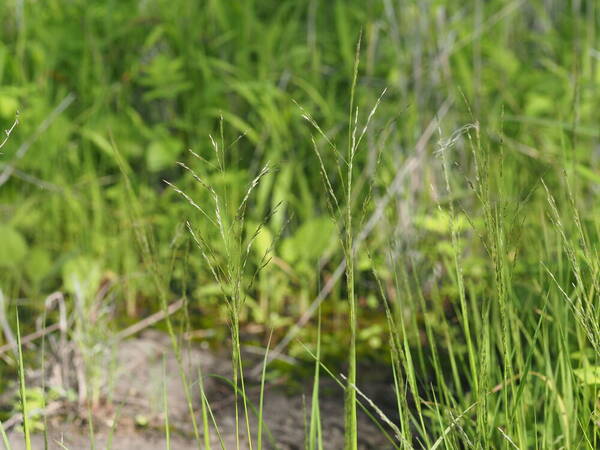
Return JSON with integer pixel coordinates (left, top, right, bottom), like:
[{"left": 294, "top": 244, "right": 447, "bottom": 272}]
[
  {"left": 280, "top": 217, "right": 335, "bottom": 264},
  {"left": 138, "top": 55, "right": 192, "bottom": 101},
  {"left": 62, "top": 257, "right": 102, "bottom": 299},
  {"left": 0, "top": 95, "right": 18, "bottom": 119},
  {"left": 416, "top": 210, "right": 469, "bottom": 234},
  {"left": 25, "top": 248, "right": 52, "bottom": 284},
  {"left": 524, "top": 93, "right": 554, "bottom": 117},
  {"left": 573, "top": 366, "right": 600, "bottom": 385},
  {"left": 576, "top": 164, "right": 600, "bottom": 185},
  {"left": 146, "top": 136, "right": 183, "bottom": 172},
  {"left": 0, "top": 225, "right": 27, "bottom": 268}
]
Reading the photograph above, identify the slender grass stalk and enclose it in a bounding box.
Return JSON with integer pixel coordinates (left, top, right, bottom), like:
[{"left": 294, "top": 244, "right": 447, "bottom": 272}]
[
  {"left": 0, "top": 420, "right": 11, "bottom": 450},
  {"left": 198, "top": 369, "right": 226, "bottom": 450},
  {"left": 306, "top": 32, "right": 388, "bottom": 450},
  {"left": 162, "top": 355, "right": 171, "bottom": 450},
  {"left": 370, "top": 254, "right": 418, "bottom": 448},
  {"left": 40, "top": 302, "right": 49, "bottom": 450},
  {"left": 106, "top": 403, "right": 122, "bottom": 450},
  {"left": 209, "top": 374, "right": 278, "bottom": 449},
  {"left": 299, "top": 343, "right": 399, "bottom": 449},
  {"left": 87, "top": 403, "right": 96, "bottom": 450},
  {"left": 307, "top": 309, "right": 322, "bottom": 450},
  {"left": 257, "top": 331, "right": 272, "bottom": 450},
  {"left": 197, "top": 368, "right": 212, "bottom": 450},
  {"left": 342, "top": 32, "right": 362, "bottom": 450},
  {"left": 15, "top": 308, "right": 31, "bottom": 450},
  {"left": 55, "top": 440, "right": 69, "bottom": 450},
  {"left": 0, "top": 117, "right": 17, "bottom": 450}
]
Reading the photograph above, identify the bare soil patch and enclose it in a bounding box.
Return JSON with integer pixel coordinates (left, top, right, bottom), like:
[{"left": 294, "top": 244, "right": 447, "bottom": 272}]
[{"left": 6, "top": 330, "right": 394, "bottom": 449}]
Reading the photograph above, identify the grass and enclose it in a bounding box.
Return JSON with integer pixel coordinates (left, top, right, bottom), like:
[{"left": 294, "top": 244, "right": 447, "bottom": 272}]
[
  {"left": 1, "top": 0, "right": 600, "bottom": 448},
  {"left": 15, "top": 309, "right": 31, "bottom": 450}
]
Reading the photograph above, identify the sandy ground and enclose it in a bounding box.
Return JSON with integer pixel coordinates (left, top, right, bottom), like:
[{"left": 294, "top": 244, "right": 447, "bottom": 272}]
[{"left": 6, "top": 331, "right": 395, "bottom": 449}]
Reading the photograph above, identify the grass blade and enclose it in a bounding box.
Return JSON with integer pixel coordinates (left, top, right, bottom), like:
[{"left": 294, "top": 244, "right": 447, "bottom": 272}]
[{"left": 15, "top": 308, "right": 31, "bottom": 450}]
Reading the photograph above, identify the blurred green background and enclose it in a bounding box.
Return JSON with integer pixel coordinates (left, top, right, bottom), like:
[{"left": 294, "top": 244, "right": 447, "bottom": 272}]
[{"left": 0, "top": 0, "right": 599, "bottom": 360}]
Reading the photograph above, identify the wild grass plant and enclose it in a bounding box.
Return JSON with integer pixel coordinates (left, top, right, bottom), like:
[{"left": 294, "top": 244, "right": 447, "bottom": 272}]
[
  {"left": 301, "top": 33, "right": 390, "bottom": 448},
  {"left": 168, "top": 125, "right": 279, "bottom": 449}
]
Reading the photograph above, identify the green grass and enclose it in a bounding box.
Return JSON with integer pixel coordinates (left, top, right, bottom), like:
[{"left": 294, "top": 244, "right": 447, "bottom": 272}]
[
  {"left": 1, "top": 0, "right": 600, "bottom": 448},
  {"left": 15, "top": 308, "right": 31, "bottom": 450}
]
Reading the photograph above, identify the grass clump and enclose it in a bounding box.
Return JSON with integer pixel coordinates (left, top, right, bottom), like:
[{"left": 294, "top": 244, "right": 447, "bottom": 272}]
[{"left": 169, "top": 124, "right": 277, "bottom": 449}]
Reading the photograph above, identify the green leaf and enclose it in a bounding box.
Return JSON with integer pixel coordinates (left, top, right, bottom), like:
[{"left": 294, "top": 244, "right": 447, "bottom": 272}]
[
  {"left": 0, "top": 95, "right": 18, "bottom": 119},
  {"left": 576, "top": 164, "right": 600, "bottom": 185},
  {"left": 25, "top": 248, "right": 52, "bottom": 284},
  {"left": 524, "top": 93, "right": 554, "bottom": 117},
  {"left": 62, "top": 257, "right": 102, "bottom": 299},
  {"left": 573, "top": 366, "right": 600, "bottom": 385},
  {"left": 146, "top": 136, "right": 183, "bottom": 172},
  {"left": 247, "top": 222, "right": 273, "bottom": 258},
  {"left": 416, "top": 210, "right": 469, "bottom": 234},
  {"left": 0, "top": 225, "right": 28, "bottom": 268},
  {"left": 138, "top": 55, "right": 192, "bottom": 101},
  {"left": 80, "top": 128, "right": 114, "bottom": 157},
  {"left": 280, "top": 217, "right": 335, "bottom": 264}
]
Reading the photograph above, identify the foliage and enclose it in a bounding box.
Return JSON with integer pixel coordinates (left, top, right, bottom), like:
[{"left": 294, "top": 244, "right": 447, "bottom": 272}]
[{"left": 1, "top": 0, "right": 600, "bottom": 448}]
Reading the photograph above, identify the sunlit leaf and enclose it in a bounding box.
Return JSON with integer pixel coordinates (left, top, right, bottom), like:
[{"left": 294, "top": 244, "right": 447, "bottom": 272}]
[{"left": 0, "top": 225, "right": 27, "bottom": 268}]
